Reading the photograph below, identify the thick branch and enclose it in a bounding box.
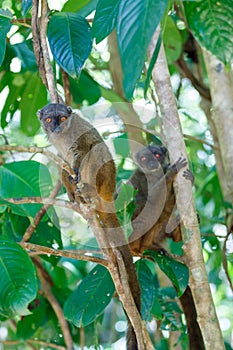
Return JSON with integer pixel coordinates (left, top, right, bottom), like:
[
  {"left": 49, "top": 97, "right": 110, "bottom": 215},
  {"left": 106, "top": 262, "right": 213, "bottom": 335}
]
[
  {"left": 149, "top": 30, "right": 225, "bottom": 350},
  {"left": 31, "top": 0, "right": 48, "bottom": 89},
  {"left": 81, "top": 210, "right": 153, "bottom": 349},
  {"left": 203, "top": 50, "right": 233, "bottom": 203},
  {"left": 40, "top": 0, "right": 58, "bottom": 102}
]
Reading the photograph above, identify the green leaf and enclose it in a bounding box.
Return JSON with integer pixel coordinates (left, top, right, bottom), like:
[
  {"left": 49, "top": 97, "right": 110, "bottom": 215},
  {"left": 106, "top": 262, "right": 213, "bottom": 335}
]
[
  {"left": 12, "top": 40, "right": 37, "bottom": 72},
  {"left": 146, "top": 250, "right": 189, "bottom": 296},
  {"left": 32, "top": 221, "right": 63, "bottom": 265},
  {"left": 136, "top": 260, "right": 156, "bottom": 320},
  {"left": 2, "top": 212, "right": 30, "bottom": 241},
  {"left": 115, "top": 183, "right": 135, "bottom": 212},
  {"left": 0, "top": 240, "right": 37, "bottom": 320},
  {"left": 0, "top": 76, "right": 22, "bottom": 129},
  {"left": 0, "top": 9, "right": 13, "bottom": 65},
  {"left": 62, "top": 0, "right": 98, "bottom": 16},
  {"left": 17, "top": 296, "right": 48, "bottom": 340},
  {"left": 144, "top": 30, "right": 162, "bottom": 97},
  {"left": 48, "top": 12, "right": 92, "bottom": 78},
  {"left": 19, "top": 73, "right": 47, "bottom": 135},
  {"left": 69, "top": 70, "right": 101, "bottom": 105},
  {"left": 184, "top": 0, "right": 233, "bottom": 64},
  {"left": 163, "top": 16, "right": 182, "bottom": 64},
  {"left": 22, "top": 0, "right": 32, "bottom": 17},
  {"left": 113, "top": 133, "right": 130, "bottom": 158},
  {"left": 0, "top": 161, "right": 53, "bottom": 218},
  {"left": 115, "top": 183, "right": 136, "bottom": 239},
  {"left": 117, "top": 0, "right": 168, "bottom": 99},
  {"left": 64, "top": 265, "right": 115, "bottom": 327},
  {"left": 92, "top": 0, "right": 120, "bottom": 43}
]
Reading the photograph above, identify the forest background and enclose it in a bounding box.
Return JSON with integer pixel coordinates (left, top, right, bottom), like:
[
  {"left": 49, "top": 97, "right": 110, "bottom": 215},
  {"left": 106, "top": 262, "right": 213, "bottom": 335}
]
[{"left": 0, "top": 0, "right": 232, "bottom": 349}]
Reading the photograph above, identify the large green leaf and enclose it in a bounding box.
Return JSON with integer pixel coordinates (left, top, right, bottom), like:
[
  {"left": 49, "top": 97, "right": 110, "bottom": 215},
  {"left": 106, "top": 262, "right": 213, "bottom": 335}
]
[
  {"left": 117, "top": 0, "right": 168, "bottom": 99},
  {"left": 163, "top": 16, "right": 182, "bottom": 64},
  {"left": 146, "top": 250, "right": 189, "bottom": 296},
  {"left": 69, "top": 70, "right": 101, "bottom": 105},
  {"left": 92, "top": 0, "right": 120, "bottom": 43},
  {"left": 136, "top": 260, "right": 156, "bottom": 321},
  {"left": 11, "top": 40, "right": 37, "bottom": 72},
  {"left": 0, "top": 9, "right": 13, "bottom": 65},
  {"left": 1, "top": 211, "right": 62, "bottom": 265},
  {"left": 184, "top": 0, "right": 233, "bottom": 64},
  {"left": 19, "top": 73, "right": 47, "bottom": 135},
  {"left": 64, "top": 265, "right": 115, "bottom": 327},
  {"left": 0, "top": 240, "right": 37, "bottom": 320},
  {"left": 0, "top": 161, "right": 53, "bottom": 218},
  {"left": 48, "top": 12, "right": 92, "bottom": 78},
  {"left": 62, "top": 0, "right": 98, "bottom": 16}
]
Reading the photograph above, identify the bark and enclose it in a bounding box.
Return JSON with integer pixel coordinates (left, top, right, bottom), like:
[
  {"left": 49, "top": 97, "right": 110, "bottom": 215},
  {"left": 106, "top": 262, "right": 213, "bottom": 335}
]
[
  {"left": 203, "top": 50, "right": 233, "bottom": 203},
  {"left": 149, "top": 30, "right": 225, "bottom": 350},
  {"left": 200, "top": 98, "right": 229, "bottom": 197}
]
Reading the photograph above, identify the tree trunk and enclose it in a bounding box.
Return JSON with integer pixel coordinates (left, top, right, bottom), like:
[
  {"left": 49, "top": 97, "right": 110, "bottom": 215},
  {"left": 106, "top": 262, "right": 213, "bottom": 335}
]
[{"left": 149, "top": 30, "right": 225, "bottom": 350}]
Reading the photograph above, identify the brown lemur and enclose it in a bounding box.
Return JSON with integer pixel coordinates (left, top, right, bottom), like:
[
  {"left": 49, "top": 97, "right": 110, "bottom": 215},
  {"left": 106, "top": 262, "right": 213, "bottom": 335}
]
[
  {"left": 37, "top": 103, "right": 141, "bottom": 350},
  {"left": 127, "top": 144, "right": 205, "bottom": 350},
  {"left": 128, "top": 144, "right": 192, "bottom": 254}
]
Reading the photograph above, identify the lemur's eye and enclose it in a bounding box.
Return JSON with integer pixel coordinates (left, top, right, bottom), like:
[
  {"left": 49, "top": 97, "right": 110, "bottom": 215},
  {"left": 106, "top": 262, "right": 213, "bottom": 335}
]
[
  {"left": 45, "top": 117, "right": 52, "bottom": 123},
  {"left": 60, "top": 116, "right": 67, "bottom": 122},
  {"left": 154, "top": 153, "right": 161, "bottom": 158}
]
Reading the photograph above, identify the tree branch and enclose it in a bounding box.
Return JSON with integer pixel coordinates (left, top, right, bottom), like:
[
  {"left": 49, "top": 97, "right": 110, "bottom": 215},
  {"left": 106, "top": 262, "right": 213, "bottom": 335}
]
[
  {"left": 20, "top": 242, "right": 108, "bottom": 267},
  {"left": 32, "top": 0, "right": 48, "bottom": 89},
  {"left": 0, "top": 144, "right": 71, "bottom": 171},
  {"left": 34, "top": 258, "right": 74, "bottom": 350},
  {"left": 21, "top": 180, "right": 62, "bottom": 242},
  {"left": 40, "top": 0, "right": 59, "bottom": 103},
  {"left": 149, "top": 29, "right": 225, "bottom": 350}
]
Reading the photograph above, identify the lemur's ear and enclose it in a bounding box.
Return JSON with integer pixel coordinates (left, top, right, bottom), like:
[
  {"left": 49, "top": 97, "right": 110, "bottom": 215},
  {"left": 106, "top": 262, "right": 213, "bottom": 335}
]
[
  {"left": 67, "top": 106, "right": 72, "bottom": 114},
  {"left": 37, "top": 109, "right": 42, "bottom": 119}
]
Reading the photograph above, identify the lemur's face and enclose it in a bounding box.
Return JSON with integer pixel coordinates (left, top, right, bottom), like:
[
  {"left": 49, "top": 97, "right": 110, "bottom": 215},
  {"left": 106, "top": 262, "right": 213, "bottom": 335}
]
[
  {"left": 37, "top": 103, "right": 72, "bottom": 134},
  {"left": 134, "top": 145, "right": 168, "bottom": 172}
]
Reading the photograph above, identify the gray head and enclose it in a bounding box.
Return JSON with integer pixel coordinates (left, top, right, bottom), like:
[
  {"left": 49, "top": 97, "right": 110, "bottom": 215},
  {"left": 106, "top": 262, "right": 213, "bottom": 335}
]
[
  {"left": 37, "top": 103, "right": 72, "bottom": 134},
  {"left": 134, "top": 144, "right": 168, "bottom": 173}
]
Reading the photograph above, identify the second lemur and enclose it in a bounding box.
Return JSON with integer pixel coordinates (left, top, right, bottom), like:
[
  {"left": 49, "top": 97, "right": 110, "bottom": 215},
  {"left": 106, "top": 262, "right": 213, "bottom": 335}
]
[
  {"left": 127, "top": 144, "right": 205, "bottom": 350},
  {"left": 128, "top": 144, "right": 193, "bottom": 254}
]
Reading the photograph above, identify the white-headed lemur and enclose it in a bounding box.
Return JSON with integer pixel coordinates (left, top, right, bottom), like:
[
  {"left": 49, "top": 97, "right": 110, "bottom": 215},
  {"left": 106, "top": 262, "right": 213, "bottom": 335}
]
[{"left": 37, "top": 103, "right": 141, "bottom": 350}]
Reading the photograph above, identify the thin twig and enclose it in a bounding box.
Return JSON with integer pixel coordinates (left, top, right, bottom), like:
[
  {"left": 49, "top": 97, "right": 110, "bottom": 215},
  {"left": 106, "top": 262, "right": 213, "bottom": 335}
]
[
  {"left": 28, "top": 340, "right": 66, "bottom": 350},
  {"left": 5, "top": 195, "right": 79, "bottom": 210},
  {"left": 0, "top": 144, "right": 68, "bottom": 169},
  {"left": 222, "top": 217, "right": 233, "bottom": 292},
  {"left": 21, "top": 180, "right": 62, "bottom": 242},
  {"left": 11, "top": 18, "right": 31, "bottom": 28},
  {"left": 20, "top": 242, "right": 108, "bottom": 267},
  {"left": 183, "top": 133, "right": 217, "bottom": 150},
  {"left": 35, "top": 257, "right": 74, "bottom": 350}
]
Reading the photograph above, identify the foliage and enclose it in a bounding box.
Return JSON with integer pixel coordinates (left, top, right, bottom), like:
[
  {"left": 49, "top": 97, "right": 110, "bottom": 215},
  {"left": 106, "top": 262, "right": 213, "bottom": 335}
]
[{"left": 0, "top": 0, "right": 232, "bottom": 349}]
